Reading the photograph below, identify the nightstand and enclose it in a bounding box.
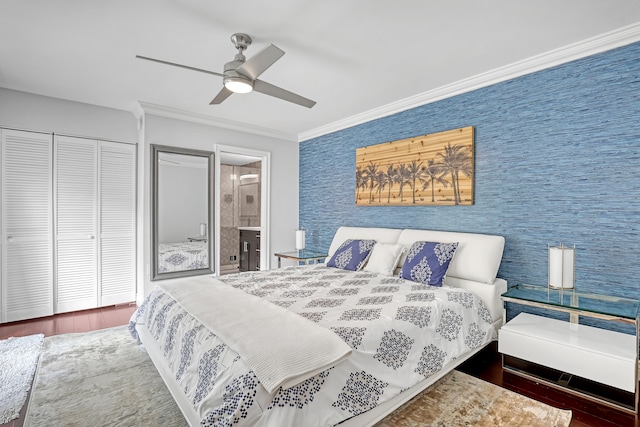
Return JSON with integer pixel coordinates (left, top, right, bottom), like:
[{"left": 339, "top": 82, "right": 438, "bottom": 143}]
[
  {"left": 499, "top": 284, "right": 639, "bottom": 413},
  {"left": 274, "top": 250, "right": 327, "bottom": 268}
]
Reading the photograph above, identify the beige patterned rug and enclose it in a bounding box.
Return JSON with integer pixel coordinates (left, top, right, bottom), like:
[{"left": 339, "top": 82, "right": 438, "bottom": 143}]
[
  {"left": 25, "top": 326, "right": 571, "bottom": 427},
  {"left": 377, "top": 369, "right": 572, "bottom": 427}
]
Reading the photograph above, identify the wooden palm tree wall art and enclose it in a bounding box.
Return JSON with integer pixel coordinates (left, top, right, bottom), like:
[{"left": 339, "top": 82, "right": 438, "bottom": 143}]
[{"left": 355, "top": 126, "right": 474, "bottom": 206}]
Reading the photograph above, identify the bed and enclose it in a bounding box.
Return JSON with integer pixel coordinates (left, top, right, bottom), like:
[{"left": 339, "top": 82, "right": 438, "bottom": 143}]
[
  {"left": 131, "top": 226, "right": 506, "bottom": 426},
  {"left": 158, "top": 241, "right": 209, "bottom": 273}
]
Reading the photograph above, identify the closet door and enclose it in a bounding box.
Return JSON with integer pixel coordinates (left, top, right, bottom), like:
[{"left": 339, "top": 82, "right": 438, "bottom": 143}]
[
  {"left": 54, "top": 136, "right": 98, "bottom": 313},
  {"left": 99, "top": 141, "right": 136, "bottom": 305},
  {"left": 1, "top": 129, "right": 53, "bottom": 322}
]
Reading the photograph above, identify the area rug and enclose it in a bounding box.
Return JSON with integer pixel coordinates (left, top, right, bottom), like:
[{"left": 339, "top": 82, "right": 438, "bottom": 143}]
[
  {"left": 25, "top": 326, "right": 571, "bottom": 427},
  {"left": 24, "top": 326, "right": 187, "bottom": 427},
  {"left": 0, "top": 333, "right": 44, "bottom": 423},
  {"left": 376, "top": 369, "right": 572, "bottom": 427}
]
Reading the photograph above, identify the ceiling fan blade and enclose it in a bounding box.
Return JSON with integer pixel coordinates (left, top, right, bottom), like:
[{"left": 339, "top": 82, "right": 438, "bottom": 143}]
[
  {"left": 254, "top": 79, "right": 316, "bottom": 108},
  {"left": 210, "top": 87, "right": 233, "bottom": 105},
  {"left": 136, "top": 55, "right": 224, "bottom": 78},
  {"left": 235, "top": 44, "right": 284, "bottom": 80}
]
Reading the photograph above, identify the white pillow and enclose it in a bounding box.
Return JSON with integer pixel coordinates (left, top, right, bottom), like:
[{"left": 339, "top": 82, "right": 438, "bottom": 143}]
[{"left": 363, "top": 243, "right": 405, "bottom": 276}]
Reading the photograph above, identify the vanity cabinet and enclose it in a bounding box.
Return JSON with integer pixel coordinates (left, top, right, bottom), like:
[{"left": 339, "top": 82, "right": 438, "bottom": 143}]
[{"left": 239, "top": 229, "right": 260, "bottom": 272}]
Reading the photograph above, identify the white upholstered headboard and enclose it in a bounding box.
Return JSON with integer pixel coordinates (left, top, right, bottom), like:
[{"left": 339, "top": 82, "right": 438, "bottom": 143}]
[
  {"left": 327, "top": 227, "right": 403, "bottom": 258},
  {"left": 327, "top": 226, "right": 507, "bottom": 324}
]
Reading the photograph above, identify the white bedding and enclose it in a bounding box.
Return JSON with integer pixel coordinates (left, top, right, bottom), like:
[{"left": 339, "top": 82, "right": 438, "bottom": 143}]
[
  {"left": 156, "top": 277, "right": 352, "bottom": 394},
  {"left": 130, "top": 265, "right": 496, "bottom": 427}
]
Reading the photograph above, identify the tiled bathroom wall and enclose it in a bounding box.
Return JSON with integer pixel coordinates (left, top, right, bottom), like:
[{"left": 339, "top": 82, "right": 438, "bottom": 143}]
[{"left": 219, "top": 162, "right": 261, "bottom": 273}]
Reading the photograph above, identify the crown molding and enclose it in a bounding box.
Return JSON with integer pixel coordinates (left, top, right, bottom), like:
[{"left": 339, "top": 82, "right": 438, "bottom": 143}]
[
  {"left": 136, "top": 101, "right": 298, "bottom": 142},
  {"left": 299, "top": 22, "right": 640, "bottom": 142}
]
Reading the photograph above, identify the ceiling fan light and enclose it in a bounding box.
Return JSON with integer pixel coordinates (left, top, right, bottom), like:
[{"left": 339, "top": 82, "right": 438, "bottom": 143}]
[{"left": 224, "top": 76, "right": 253, "bottom": 93}]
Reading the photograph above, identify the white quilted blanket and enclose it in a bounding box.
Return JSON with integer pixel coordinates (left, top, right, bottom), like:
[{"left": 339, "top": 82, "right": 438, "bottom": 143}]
[{"left": 158, "top": 277, "right": 351, "bottom": 393}]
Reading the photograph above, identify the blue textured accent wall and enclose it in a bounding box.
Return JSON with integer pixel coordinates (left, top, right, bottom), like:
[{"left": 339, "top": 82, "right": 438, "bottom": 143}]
[{"left": 300, "top": 41, "right": 640, "bottom": 304}]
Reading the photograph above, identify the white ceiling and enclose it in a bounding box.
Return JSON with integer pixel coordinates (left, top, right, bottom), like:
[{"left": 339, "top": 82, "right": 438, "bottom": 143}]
[{"left": 2, "top": 1, "right": 640, "bottom": 141}]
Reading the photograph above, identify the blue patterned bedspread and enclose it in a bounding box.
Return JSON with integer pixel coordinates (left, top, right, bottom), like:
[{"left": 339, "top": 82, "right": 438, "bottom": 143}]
[{"left": 129, "top": 265, "right": 495, "bottom": 427}]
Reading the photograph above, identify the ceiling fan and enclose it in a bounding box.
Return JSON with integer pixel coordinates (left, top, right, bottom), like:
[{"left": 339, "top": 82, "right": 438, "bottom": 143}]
[{"left": 136, "top": 33, "right": 316, "bottom": 108}]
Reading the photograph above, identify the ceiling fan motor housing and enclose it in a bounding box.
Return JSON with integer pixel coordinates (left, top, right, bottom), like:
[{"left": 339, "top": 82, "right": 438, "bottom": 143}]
[
  {"left": 223, "top": 53, "right": 254, "bottom": 92},
  {"left": 224, "top": 54, "right": 246, "bottom": 73}
]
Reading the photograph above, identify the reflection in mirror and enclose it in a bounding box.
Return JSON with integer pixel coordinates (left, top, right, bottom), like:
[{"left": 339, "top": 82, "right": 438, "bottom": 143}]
[
  {"left": 239, "top": 182, "right": 260, "bottom": 219},
  {"left": 152, "top": 145, "right": 214, "bottom": 280}
]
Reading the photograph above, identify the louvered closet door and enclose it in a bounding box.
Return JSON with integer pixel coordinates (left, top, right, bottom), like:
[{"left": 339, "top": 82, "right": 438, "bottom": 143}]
[
  {"left": 1, "top": 129, "right": 53, "bottom": 322},
  {"left": 99, "top": 141, "right": 136, "bottom": 305},
  {"left": 54, "top": 136, "right": 98, "bottom": 313}
]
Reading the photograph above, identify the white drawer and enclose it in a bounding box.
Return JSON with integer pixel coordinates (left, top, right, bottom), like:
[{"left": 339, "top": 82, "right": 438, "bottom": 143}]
[{"left": 499, "top": 312, "right": 637, "bottom": 392}]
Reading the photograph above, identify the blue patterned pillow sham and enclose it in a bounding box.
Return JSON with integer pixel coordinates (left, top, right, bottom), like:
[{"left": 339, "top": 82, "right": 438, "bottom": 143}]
[
  {"left": 326, "top": 239, "right": 376, "bottom": 271},
  {"left": 400, "top": 241, "right": 458, "bottom": 286}
]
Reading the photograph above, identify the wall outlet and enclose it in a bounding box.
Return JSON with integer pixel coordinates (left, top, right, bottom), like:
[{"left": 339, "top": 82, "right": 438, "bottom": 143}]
[{"left": 230, "top": 255, "right": 237, "bottom": 261}]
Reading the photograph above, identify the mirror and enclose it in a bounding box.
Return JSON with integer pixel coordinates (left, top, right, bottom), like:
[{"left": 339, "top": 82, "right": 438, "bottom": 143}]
[
  {"left": 151, "top": 145, "right": 214, "bottom": 280},
  {"left": 239, "top": 182, "right": 260, "bottom": 219}
]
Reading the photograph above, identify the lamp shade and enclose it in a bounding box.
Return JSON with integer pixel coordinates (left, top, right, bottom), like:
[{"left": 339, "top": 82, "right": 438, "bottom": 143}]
[
  {"left": 295, "top": 229, "right": 306, "bottom": 250},
  {"left": 548, "top": 244, "right": 575, "bottom": 289}
]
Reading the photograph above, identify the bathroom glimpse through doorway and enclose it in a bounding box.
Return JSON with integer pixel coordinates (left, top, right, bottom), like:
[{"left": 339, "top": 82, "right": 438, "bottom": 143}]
[{"left": 216, "top": 147, "right": 270, "bottom": 276}]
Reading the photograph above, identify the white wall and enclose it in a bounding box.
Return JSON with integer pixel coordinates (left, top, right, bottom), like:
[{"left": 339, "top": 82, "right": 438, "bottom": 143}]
[
  {"left": 142, "top": 113, "right": 299, "bottom": 299},
  {"left": 0, "top": 87, "right": 138, "bottom": 143}
]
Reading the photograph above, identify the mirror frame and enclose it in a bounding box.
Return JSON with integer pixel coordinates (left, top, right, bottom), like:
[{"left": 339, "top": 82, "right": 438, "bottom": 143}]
[{"left": 151, "top": 144, "right": 215, "bottom": 280}]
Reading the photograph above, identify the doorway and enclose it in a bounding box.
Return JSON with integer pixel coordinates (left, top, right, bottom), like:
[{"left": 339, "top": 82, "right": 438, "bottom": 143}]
[{"left": 216, "top": 147, "right": 270, "bottom": 275}]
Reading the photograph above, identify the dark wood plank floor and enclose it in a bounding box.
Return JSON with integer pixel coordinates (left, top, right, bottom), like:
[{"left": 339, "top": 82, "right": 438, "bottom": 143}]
[
  {"left": 0, "top": 304, "right": 137, "bottom": 341},
  {"left": 1, "top": 305, "right": 637, "bottom": 427}
]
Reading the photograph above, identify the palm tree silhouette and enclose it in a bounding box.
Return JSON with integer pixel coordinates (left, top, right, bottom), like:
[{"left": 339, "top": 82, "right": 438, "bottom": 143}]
[
  {"left": 355, "top": 166, "right": 366, "bottom": 203},
  {"left": 374, "top": 171, "right": 386, "bottom": 202},
  {"left": 395, "top": 163, "right": 411, "bottom": 202},
  {"left": 437, "top": 143, "right": 473, "bottom": 205},
  {"left": 407, "top": 160, "right": 424, "bottom": 204},
  {"left": 420, "top": 159, "right": 449, "bottom": 202},
  {"left": 384, "top": 164, "right": 397, "bottom": 203},
  {"left": 364, "top": 162, "right": 379, "bottom": 203}
]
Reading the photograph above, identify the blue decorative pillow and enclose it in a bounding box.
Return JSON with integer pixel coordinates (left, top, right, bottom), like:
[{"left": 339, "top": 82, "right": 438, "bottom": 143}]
[
  {"left": 400, "top": 241, "right": 458, "bottom": 286},
  {"left": 327, "top": 239, "right": 376, "bottom": 271}
]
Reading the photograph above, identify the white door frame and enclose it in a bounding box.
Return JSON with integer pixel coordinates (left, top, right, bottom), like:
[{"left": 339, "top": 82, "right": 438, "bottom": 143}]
[{"left": 214, "top": 145, "right": 271, "bottom": 274}]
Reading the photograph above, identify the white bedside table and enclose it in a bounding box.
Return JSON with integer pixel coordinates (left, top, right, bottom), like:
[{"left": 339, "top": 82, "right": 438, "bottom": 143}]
[{"left": 499, "top": 284, "right": 639, "bottom": 413}]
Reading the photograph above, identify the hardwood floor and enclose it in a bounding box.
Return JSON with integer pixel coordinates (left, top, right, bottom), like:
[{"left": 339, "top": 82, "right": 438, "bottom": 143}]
[
  {"left": 0, "top": 304, "right": 137, "bottom": 341},
  {"left": 1, "top": 306, "right": 638, "bottom": 427}
]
